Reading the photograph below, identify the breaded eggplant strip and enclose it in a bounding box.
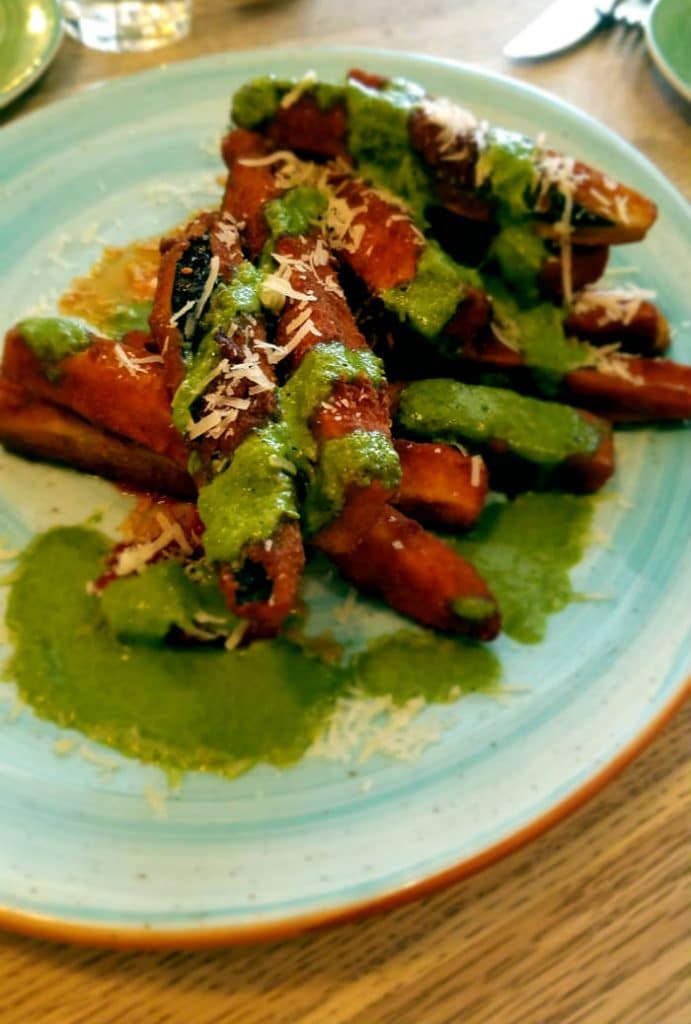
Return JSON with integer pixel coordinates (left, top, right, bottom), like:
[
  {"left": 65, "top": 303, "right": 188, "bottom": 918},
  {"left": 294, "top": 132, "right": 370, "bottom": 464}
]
[
  {"left": 263, "top": 92, "right": 350, "bottom": 161},
  {"left": 265, "top": 232, "right": 499, "bottom": 637},
  {"left": 170, "top": 191, "right": 304, "bottom": 638},
  {"left": 269, "top": 230, "right": 400, "bottom": 546},
  {"left": 427, "top": 205, "right": 611, "bottom": 301},
  {"left": 564, "top": 288, "right": 671, "bottom": 356},
  {"left": 0, "top": 380, "right": 195, "bottom": 498},
  {"left": 396, "top": 380, "right": 615, "bottom": 494},
  {"left": 150, "top": 210, "right": 243, "bottom": 393},
  {"left": 220, "top": 128, "right": 286, "bottom": 258},
  {"left": 218, "top": 522, "right": 304, "bottom": 639},
  {"left": 398, "top": 84, "right": 657, "bottom": 246},
  {"left": 393, "top": 439, "right": 488, "bottom": 529},
  {"left": 564, "top": 359, "right": 691, "bottom": 422},
  {"left": 457, "top": 333, "right": 691, "bottom": 422},
  {"left": 231, "top": 70, "right": 657, "bottom": 245},
  {"left": 321, "top": 170, "right": 425, "bottom": 290},
  {"left": 539, "top": 246, "right": 609, "bottom": 299},
  {"left": 318, "top": 169, "right": 492, "bottom": 349},
  {"left": 329, "top": 504, "right": 501, "bottom": 641},
  {"left": 1, "top": 323, "right": 187, "bottom": 466}
]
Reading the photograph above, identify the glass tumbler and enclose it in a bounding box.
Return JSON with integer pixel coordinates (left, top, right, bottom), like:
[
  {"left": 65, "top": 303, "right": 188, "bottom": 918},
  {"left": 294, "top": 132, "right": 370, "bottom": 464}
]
[{"left": 60, "top": 0, "right": 192, "bottom": 52}]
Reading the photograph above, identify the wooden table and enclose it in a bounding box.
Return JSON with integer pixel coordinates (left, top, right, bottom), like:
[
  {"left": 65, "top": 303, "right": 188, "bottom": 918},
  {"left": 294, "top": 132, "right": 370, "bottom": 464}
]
[{"left": 1, "top": 2, "right": 689, "bottom": 1020}]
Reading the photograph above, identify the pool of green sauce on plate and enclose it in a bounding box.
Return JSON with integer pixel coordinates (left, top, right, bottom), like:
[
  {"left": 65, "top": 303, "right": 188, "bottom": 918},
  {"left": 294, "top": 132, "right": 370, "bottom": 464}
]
[
  {"left": 5, "top": 489, "right": 593, "bottom": 776},
  {"left": 450, "top": 492, "right": 595, "bottom": 644}
]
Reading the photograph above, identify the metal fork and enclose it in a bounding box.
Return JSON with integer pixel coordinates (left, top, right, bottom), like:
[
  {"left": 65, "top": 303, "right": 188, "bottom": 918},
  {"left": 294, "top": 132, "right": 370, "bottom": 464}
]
[
  {"left": 598, "top": 0, "right": 651, "bottom": 29},
  {"left": 613, "top": 0, "right": 651, "bottom": 27}
]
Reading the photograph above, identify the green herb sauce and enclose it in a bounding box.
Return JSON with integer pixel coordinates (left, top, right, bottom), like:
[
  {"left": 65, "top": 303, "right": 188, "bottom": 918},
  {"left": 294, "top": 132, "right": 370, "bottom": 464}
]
[
  {"left": 6, "top": 527, "right": 508, "bottom": 776},
  {"left": 100, "top": 559, "right": 238, "bottom": 643},
  {"left": 343, "top": 77, "right": 432, "bottom": 220},
  {"left": 170, "top": 261, "right": 263, "bottom": 433},
  {"left": 488, "top": 224, "right": 546, "bottom": 304},
  {"left": 231, "top": 77, "right": 290, "bottom": 129},
  {"left": 281, "top": 342, "right": 385, "bottom": 464},
  {"left": 353, "top": 630, "right": 500, "bottom": 703},
  {"left": 197, "top": 422, "right": 299, "bottom": 564},
  {"left": 476, "top": 128, "right": 537, "bottom": 219},
  {"left": 231, "top": 75, "right": 434, "bottom": 220},
  {"left": 397, "top": 379, "right": 601, "bottom": 465},
  {"left": 103, "top": 300, "right": 153, "bottom": 337},
  {"left": 382, "top": 241, "right": 482, "bottom": 340},
  {"left": 17, "top": 317, "right": 92, "bottom": 375},
  {"left": 304, "top": 430, "right": 402, "bottom": 533},
  {"left": 264, "top": 186, "right": 328, "bottom": 241},
  {"left": 450, "top": 493, "right": 594, "bottom": 643},
  {"left": 486, "top": 279, "right": 592, "bottom": 381},
  {"left": 170, "top": 333, "right": 220, "bottom": 434},
  {"left": 5, "top": 492, "right": 593, "bottom": 774},
  {"left": 5, "top": 488, "right": 594, "bottom": 775}
]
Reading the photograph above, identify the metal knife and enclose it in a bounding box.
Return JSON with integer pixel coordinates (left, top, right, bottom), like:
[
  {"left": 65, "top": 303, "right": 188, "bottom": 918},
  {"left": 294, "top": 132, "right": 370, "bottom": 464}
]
[{"left": 503, "top": 0, "right": 620, "bottom": 61}]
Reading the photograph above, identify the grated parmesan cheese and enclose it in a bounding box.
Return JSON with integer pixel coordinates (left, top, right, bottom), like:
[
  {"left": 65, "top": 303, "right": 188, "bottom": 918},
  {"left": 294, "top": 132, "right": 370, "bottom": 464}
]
[
  {"left": 225, "top": 620, "right": 249, "bottom": 651},
  {"left": 184, "top": 254, "right": 220, "bottom": 340},
  {"left": 143, "top": 785, "right": 168, "bottom": 819},
  {"left": 113, "top": 344, "right": 164, "bottom": 376},
  {"left": 420, "top": 96, "right": 478, "bottom": 159},
  {"left": 169, "top": 298, "right": 196, "bottom": 326},
  {"left": 571, "top": 285, "right": 656, "bottom": 326},
  {"left": 111, "top": 514, "right": 192, "bottom": 576},
  {"left": 307, "top": 693, "right": 441, "bottom": 764},
  {"left": 470, "top": 454, "right": 483, "bottom": 488},
  {"left": 279, "top": 70, "right": 318, "bottom": 109},
  {"left": 79, "top": 744, "right": 121, "bottom": 773}
]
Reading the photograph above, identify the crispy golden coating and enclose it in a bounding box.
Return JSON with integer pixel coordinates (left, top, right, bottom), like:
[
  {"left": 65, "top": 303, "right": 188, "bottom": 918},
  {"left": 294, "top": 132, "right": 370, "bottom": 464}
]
[
  {"left": 564, "top": 292, "right": 670, "bottom": 356},
  {"left": 394, "top": 440, "right": 488, "bottom": 529},
  {"left": 328, "top": 504, "right": 501, "bottom": 640},
  {"left": 219, "top": 521, "right": 306, "bottom": 640},
  {"left": 2, "top": 326, "right": 187, "bottom": 464},
  {"left": 0, "top": 380, "right": 194, "bottom": 498}
]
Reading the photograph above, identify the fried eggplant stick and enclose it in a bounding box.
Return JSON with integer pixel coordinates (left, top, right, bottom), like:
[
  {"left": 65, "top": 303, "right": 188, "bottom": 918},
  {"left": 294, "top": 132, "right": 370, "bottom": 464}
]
[
  {"left": 0, "top": 379, "right": 194, "bottom": 497},
  {"left": 395, "top": 380, "right": 615, "bottom": 494},
  {"left": 223, "top": 136, "right": 501, "bottom": 637},
  {"left": 1, "top": 320, "right": 187, "bottom": 467},
  {"left": 393, "top": 439, "right": 488, "bottom": 530},
  {"left": 280, "top": 158, "right": 684, "bottom": 420},
  {"left": 457, "top": 333, "right": 691, "bottom": 423},
  {"left": 149, "top": 210, "right": 305, "bottom": 638},
  {"left": 328, "top": 504, "right": 501, "bottom": 641},
  {"left": 150, "top": 210, "right": 242, "bottom": 392},
  {"left": 564, "top": 288, "right": 670, "bottom": 357},
  {"left": 230, "top": 70, "right": 657, "bottom": 246}
]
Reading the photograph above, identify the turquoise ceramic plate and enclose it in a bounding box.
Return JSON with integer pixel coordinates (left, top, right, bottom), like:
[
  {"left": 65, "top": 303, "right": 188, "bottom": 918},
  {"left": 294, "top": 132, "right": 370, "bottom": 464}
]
[
  {"left": 646, "top": 0, "right": 691, "bottom": 101},
  {"left": 0, "top": 0, "right": 62, "bottom": 110},
  {"left": 0, "top": 48, "right": 689, "bottom": 946}
]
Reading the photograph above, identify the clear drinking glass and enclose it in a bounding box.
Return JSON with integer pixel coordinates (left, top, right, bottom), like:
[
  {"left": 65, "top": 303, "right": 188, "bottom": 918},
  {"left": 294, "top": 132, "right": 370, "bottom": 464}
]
[{"left": 60, "top": 0, "right": 192, "bottom": 52}]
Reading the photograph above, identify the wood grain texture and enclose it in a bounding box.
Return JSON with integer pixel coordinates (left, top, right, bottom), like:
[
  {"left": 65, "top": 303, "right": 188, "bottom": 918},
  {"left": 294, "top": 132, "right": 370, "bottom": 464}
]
[{"left": 1, "top": 1, "right": 689, "bottom": 1020}]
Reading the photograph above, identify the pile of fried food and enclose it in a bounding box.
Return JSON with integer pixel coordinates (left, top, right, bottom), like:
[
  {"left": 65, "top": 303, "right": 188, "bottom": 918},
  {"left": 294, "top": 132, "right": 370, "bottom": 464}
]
[{"left": 1, "top": 69, "right": 689, "bottom": 646}]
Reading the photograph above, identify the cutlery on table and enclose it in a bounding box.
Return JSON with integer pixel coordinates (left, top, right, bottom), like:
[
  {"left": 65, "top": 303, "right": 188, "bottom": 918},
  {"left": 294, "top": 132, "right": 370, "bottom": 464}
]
[{"left": 504, "top": 0, "right": 650, "bottom": 61}]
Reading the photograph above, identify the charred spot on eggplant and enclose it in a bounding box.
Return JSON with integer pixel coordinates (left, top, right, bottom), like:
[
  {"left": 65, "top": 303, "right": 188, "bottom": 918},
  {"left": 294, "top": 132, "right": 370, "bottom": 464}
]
[
  {"left": 425, "top": 206, "right": 497, "bottom": 267},
  {"left": 235, "top": 559, "right": 273, "bottom": 605},
  {"left": 171, "top": 233, "right": 213, "bottom": 355}
]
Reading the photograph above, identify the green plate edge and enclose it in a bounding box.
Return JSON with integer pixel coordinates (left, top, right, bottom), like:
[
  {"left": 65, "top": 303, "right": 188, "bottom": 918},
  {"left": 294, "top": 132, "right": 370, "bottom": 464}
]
[
  {"left": 646, "top": 0, "right": 691, "bottom": 101},
  {"left": 0, "top": 0, "right": 63, "bottom": 110}
]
